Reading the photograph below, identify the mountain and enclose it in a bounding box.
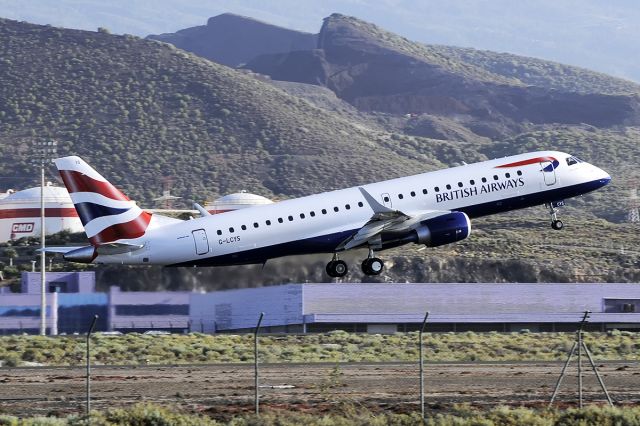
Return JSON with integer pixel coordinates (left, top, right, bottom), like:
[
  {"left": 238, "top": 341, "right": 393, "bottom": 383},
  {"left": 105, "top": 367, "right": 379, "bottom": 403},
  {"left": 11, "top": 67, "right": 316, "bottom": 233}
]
[
  {"left": 0, "top": 16, "right": 638, "bottom": 287},
  {"left": 147, "top": 13, "right": 317, "bottom": 67},
  {"left": 0, "top": 17, "right": 469, "bottom": 205},
  {"left": 3, "top": 1, "right": 640, "bottom": 83},
  {"left": 244, "top": 14, "right": 640, "bottom": 140}
]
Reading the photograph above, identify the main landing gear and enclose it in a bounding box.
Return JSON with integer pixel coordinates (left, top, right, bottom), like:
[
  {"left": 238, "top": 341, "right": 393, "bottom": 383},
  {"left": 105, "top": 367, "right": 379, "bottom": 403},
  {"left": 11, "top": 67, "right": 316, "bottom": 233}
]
[
  {"left": 546, "top": 201, "right": 564, "bottom": 231},
  {"left": 325, "top": 249, "right": 386, "bottom": 278},
  {"left": 361, "top": 248, "right": 384, "bottom": 276},
  {"left": 326, "top": 254, "right": 348, "bottom": 278}
]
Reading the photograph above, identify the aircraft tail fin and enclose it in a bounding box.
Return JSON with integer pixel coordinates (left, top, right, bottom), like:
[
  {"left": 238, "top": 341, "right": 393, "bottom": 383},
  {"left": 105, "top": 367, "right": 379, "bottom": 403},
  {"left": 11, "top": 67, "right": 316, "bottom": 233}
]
[{"left": 54, "top": 156, "right": 152, "bottom": 246}]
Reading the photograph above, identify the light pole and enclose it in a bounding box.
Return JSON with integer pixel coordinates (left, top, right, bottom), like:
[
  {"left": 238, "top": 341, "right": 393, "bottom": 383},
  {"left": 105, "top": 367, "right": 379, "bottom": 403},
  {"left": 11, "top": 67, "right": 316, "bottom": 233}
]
[{"left": 34, "top": 140, "right": 57, "bottom": 335}]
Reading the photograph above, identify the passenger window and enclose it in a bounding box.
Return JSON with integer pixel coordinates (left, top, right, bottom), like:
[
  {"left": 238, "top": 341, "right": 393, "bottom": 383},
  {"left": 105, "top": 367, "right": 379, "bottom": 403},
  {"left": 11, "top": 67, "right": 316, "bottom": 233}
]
[
  {"left": 470, "top": 180, "right": 475, "bottom": 185},
  {"left": 517, "top": 170, "right": 522, "bottom": 176},
  {"left": 310, "top": 211, "right": 316, "bottom": 217},
  {"left": 241, "top": 225, "right": 247, "bottom": 231},
  {"left": 398, "top": 194, "right": 404, "bottom": 199},
  {"left": 384, "top": 196, "right": 390, "bottom": 202},
  {"left": 358, "top": 202, "right": 364, "bottom": 207},
  {"left": 422, "top": 189, "right": 427, "bottom": 194},
  {"left": 217, "top": 230, "right": 222, "bottom": 236},
  {"left": 253, "top": 222, "right": 259, "bottom": 228},
  {"left": 410, "top": 191, "right": 416, "bottom": 197},
  {"left": 229, "top": 227, "right": 234, "bottom": 233},
  {"left": 288, "top": 215, "right": 293, "bottom": 221},
  {"left": 266, "top": 220, "right": 271, "bottom": 226},
  {"left": 278, "top": 218, "right": 283, "bottom": 223},
  {"left": 482, "top": 177, "right": 487, "bottom": 183},
  {"left": 333, "top": 206, "right": 339, "bottom": 212},
  {"left": 505, "top": 173, "right": 511, "bottom": 178},
  {"left": 322, "top": 209, "right": 327, "bottom": 214},
  {"left": 300, "top": 213, "right": 305, "bottom": 219},
  {"left": 435, "top": 187, "right": 440, "bottom": 192},
  {"left": 446, "top": 184, "right": 451, "bottom": 190},
  {"left": 345, "top": 204, "right": 351, "bottom": 210},
  {"left": 457, "top": 182, "right": 463, "bottom": 188},
  {"left": 493, "top": 175, "right": 498, "bottom": 181}
]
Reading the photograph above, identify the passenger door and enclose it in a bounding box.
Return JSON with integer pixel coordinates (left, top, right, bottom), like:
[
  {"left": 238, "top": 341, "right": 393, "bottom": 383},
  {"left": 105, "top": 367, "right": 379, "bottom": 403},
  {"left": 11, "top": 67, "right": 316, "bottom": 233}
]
[
  {"left": 192, "top": 229, "right": 209, "bottom": 255},
  {"left": 540, "top": 161, "right": 557, "bottom": 186}
]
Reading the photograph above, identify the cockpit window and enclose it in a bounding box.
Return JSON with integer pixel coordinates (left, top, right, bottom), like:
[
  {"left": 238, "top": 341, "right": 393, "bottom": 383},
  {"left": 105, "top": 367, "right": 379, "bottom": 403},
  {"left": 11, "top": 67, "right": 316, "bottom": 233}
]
[{"left": 566, "top": 156, "right": 582, "bottom": 166}]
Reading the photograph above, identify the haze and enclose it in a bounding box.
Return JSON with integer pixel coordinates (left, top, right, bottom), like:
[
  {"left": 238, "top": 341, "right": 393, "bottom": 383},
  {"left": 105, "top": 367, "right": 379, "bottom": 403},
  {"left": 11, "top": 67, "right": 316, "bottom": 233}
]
[{"left": 1, "top": 0, "right": 638, "bottom": 82}]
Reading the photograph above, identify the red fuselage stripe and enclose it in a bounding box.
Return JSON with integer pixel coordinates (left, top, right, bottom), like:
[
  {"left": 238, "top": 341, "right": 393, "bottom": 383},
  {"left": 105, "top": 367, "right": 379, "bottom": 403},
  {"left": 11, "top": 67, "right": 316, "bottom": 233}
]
[
  {"left": 495, "top": 156, "right": 557, "bottom": 168},
  {"left": 0, "top": 208, "right": 79, "bottom": 219}
]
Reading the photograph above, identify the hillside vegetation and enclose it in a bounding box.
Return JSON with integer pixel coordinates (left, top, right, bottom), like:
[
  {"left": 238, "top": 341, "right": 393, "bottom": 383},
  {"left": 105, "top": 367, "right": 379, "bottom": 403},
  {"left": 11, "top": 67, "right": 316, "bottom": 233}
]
[
  {"left": 0, "top": 18, "right": 451, "bottom": 204},
  {"left": 0, "top": 17, "right": 638, "bottom": 287}
]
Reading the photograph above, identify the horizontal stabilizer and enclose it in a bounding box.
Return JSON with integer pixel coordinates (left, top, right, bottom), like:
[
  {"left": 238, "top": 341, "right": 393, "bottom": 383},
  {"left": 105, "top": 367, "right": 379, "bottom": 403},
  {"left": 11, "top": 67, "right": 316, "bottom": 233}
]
[
  {"left": 95, "top": 242, "right": 144, "bottom": 255},
  {"left": 41, "top": 246, "right": 87, "bottom": 254}
]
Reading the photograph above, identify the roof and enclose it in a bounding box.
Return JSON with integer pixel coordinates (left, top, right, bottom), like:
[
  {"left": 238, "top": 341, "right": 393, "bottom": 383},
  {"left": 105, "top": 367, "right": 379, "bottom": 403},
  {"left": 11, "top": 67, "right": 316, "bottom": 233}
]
[
  {"left": 205, "top": 191, "right": 273, "bottom": 211},
  {"left": 0, "top": 185, "right": 72, "bottom": 205}
]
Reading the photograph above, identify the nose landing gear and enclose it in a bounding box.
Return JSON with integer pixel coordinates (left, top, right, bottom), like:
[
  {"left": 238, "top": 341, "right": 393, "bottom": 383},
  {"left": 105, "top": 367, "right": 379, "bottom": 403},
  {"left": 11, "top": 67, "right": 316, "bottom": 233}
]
[
  {"left": 361, "top": 248, "right": 384, "bottom": 276},
  {"left": 546, "top": 201, "right": 565, "bottom": 231},
  {"left": 326, "top": 253, "right": 348, "bottom": 278}
]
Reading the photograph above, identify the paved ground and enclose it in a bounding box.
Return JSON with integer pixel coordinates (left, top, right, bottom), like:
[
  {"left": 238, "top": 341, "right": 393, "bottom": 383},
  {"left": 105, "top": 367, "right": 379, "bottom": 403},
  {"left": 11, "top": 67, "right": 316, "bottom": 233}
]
[{"left": 1, "top": 361, "right": 638, "bottom": 419}]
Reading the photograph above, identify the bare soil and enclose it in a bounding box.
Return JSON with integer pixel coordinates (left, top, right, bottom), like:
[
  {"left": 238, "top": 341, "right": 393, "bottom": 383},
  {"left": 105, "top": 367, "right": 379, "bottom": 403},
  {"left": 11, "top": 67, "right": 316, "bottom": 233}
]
[{"left": 1, "top": 361, "right": 639, "bottom": 419}]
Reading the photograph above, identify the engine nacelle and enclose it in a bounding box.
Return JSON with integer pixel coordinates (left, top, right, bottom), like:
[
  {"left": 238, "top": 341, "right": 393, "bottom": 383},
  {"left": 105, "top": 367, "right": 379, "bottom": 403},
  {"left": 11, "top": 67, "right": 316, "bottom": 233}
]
[
  {"left": 414, "top": 211, "right": 471, "bottom": 247},
  {"left": 379, "top": 211, "right": 471, "bottom": 250}
]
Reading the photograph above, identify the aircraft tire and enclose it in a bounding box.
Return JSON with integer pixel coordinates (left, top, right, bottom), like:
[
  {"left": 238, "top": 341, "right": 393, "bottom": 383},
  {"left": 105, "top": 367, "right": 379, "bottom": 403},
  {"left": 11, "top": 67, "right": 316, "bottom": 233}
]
[
  {"left": 361, "top": 258, "right": 384, "bottom": 275},
  {"left": 326, "top": 260, "right": 348, "bottom": 278},
  {"left": 551, "top": 219, "right": 564, "bottom": 230},
  {"left": 333, "top": 260, "right": 348, "bottom": 277}
]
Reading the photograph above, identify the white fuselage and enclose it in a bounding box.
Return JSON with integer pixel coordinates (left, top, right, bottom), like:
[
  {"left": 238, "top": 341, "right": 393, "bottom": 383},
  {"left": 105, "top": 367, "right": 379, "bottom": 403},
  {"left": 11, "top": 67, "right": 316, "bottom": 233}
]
[{"left": 95, "top": 151, "right": 610, "bottom": 266}]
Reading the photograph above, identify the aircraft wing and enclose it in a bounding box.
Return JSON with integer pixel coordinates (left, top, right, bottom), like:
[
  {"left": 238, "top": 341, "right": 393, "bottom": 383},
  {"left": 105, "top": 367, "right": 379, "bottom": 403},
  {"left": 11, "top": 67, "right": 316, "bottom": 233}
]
[{"left": 337, "top": 188, "right": 451, "bottom": 250}]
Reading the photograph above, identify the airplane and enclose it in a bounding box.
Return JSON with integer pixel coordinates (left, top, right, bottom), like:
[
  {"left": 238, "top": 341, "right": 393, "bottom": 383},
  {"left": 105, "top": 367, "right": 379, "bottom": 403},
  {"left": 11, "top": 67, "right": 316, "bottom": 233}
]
[{"left": 49, "top": 152, "right": 610, "bottom": 277}]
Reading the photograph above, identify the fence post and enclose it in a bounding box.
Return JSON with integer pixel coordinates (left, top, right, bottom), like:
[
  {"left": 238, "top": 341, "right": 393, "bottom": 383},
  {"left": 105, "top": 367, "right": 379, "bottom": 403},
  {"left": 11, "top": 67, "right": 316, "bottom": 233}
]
[
  {"left": 254, "top": 312, "right": 264, "bottom": 416},
  {"left": 419, "top": 311, "right": 429, "bottom": 419},
  {"left": 86, "top": 314, "right": 99, "bottom": 418}
]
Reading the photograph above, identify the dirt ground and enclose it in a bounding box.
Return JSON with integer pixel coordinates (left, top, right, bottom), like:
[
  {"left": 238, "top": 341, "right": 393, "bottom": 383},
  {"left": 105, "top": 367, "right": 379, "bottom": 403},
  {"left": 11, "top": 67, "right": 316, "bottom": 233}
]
[{"left": 1, "top": 361, "right": 639, "bottom": 419}]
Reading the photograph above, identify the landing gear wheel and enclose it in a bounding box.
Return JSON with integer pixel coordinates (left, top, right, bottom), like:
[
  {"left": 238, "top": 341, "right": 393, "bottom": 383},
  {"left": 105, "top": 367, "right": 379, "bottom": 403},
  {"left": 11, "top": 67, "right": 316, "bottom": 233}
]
[
  {"left": 326, "top": 260, "right": 348, "bottom": 278},
  {"left": 546, "top": 202, "right": 565, "bottom": 231},
  {"left": 361, "top": 257, "right": 384, "bottom": 275}
]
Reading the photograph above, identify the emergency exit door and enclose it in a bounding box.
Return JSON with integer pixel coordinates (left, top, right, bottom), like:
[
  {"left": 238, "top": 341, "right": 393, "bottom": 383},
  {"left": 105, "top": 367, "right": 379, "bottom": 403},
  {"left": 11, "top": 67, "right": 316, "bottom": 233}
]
[{"left": 192, "top": 229, "right": 209, "bottom": 255}]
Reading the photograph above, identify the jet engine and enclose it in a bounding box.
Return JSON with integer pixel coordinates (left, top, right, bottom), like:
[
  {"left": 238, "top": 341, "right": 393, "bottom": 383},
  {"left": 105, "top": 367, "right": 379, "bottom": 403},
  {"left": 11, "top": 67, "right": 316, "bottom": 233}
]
[{"left": 380, "top": 211, "right": 471, "bottom": 250}]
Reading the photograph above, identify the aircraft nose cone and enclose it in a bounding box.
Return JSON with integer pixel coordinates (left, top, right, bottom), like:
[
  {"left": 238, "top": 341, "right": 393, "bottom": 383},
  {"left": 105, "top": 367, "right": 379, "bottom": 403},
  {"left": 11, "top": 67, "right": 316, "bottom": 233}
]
[{"left": 595, "top": 168, "right": 611, "bottom": 188}]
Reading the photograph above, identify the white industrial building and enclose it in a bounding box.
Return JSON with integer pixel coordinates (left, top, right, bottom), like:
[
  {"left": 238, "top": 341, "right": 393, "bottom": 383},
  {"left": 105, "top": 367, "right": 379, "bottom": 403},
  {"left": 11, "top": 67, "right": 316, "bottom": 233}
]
[
  {"left": 5, "top": 276, "right": 640, "bottom": 335},
  {"left": 0, "top": 184, "right": 83, "bottom": 242},
  {"left": 204, "top": 191, "right": 273, "bottom": 214},
  {"left": 189, "top": 283, "right": 640, "bottom": 334}
]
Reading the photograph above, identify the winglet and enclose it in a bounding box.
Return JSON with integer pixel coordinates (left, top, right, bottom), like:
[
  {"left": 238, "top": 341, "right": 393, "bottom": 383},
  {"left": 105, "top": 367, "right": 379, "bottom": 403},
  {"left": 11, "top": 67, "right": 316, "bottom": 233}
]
[{"left": 358, "top": 187, "right": 394, "bottom": 214}]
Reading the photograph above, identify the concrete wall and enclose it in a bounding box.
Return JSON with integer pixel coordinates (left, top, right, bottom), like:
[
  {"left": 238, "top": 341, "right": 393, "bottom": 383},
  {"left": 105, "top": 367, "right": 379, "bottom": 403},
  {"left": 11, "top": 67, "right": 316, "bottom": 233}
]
[
  {"left": 20, "top": 272, "right": 95, "bottom": 294},
  {"left": 190, "top": 285, "right": 303, "bottom": 332}
]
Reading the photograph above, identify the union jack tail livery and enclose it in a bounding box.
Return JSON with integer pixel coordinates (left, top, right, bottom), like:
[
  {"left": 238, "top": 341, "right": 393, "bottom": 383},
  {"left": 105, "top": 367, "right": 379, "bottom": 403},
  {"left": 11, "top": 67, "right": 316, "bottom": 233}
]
[{"left": 55, "top": 156, "right": 152, "bottom": 245}]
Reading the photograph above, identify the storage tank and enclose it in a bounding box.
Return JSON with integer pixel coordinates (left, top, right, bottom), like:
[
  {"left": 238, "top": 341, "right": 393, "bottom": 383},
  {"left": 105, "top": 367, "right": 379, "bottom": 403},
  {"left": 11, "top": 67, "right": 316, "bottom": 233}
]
[
  {"left": 204, "top": 190, "right": 273, "bottom": 214},
  {"left": 0, "top": 183, "right": 83, "bottom": 242}
]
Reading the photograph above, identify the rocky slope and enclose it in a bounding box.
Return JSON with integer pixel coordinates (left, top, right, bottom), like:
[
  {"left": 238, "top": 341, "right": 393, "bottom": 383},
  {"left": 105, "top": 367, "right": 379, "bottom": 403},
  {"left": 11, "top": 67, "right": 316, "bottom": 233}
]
[
  {"left": 147, "top": 13, "right": 317, "bottom": 67},
  {"left": 244, "top": 14, "right": 640, "bottom": 140}
]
